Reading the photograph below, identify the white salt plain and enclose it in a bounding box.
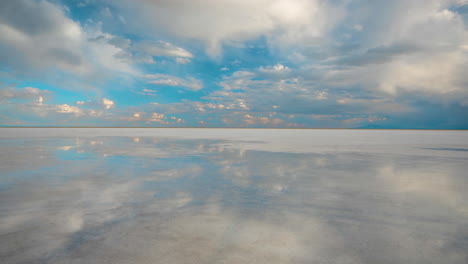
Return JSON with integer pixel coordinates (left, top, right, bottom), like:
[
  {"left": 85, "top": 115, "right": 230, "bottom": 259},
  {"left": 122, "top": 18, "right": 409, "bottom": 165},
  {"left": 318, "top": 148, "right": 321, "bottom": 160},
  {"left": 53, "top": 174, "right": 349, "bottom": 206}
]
[{"left": 0, "top": 128, "right": 467, "bottom": 264}]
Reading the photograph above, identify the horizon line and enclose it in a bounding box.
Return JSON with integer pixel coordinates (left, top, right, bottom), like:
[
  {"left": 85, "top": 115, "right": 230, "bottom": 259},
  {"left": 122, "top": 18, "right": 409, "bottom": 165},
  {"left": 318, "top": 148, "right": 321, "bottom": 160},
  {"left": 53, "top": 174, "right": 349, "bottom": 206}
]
[{"left": 0, "top": 126, "right": 467, "bottom": 131}]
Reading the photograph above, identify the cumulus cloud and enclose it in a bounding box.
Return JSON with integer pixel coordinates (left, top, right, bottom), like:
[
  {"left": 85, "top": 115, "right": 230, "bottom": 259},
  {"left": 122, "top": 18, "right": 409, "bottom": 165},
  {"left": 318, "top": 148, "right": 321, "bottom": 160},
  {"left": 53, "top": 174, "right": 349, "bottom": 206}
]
[
  {"left": 56, "top": 104, "right": 84, "bottom": 115},
  {"left": 1, "top": 0, "right": 468, "bottom": 128},
  {"left": 0, "top": 0, "right": 87, "bottom": 73},
  {"left": 115, "top": 0, "right": 344, "bottom": 57},
  {"left": 102, "top": 98, "right": 115, "bottom": 109},
  {"left": 318, "top": 0, "right": 468, "bottom": 102},
  {"left": 258, "top": 64, "right": 291, "bottom": 74},
  {"left": 217, "top": 66, "right": 330, "bottom": 111},
  {"left": 74, "top": 98, "right": 115, "bottom": 109},
  {"left": 0, "top": 0, "right": 193, "bottom": 84},
  {"left": 0, "top": 0, "right": 145, "bottom": 83},
  {"left": 118, "top": 111, "right": 185, "bottom": 125},
  {"left": 0, "top": 87, "right": 116, "bottom": 122}
]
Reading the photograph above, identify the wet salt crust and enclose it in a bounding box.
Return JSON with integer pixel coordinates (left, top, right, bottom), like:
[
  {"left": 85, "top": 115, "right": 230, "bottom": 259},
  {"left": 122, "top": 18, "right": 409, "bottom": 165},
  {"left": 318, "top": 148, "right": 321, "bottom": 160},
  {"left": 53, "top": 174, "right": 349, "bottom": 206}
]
[{"left": 0, "top": 128, "right": 467, "bottom": 264}]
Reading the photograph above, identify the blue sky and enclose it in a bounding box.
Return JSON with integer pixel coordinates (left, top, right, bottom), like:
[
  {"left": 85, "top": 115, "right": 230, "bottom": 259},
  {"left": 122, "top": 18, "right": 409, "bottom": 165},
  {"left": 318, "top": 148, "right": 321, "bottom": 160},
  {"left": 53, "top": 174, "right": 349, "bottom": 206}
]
[{"left": 1, "top": 0, "right": 468, "bottom": 128}]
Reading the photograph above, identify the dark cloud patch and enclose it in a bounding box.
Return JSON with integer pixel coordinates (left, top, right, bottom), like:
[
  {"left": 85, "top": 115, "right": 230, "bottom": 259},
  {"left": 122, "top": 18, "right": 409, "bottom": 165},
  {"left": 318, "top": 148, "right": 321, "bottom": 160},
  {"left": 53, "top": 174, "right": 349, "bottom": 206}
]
[
  {"left": 47, "top": 48, "right": 83, "bottom": 66},
  {"left": 0, "top": 0, "right": 60, "bottom": 36},
  {"left": 328, "top": 43, "right": 420, "bottom": 66},
  {"left": 375, "top": 99, "right": 468, "bottom": 129},
  {"left": 0, "top": 0, "right": 87, "bottom": 74}
]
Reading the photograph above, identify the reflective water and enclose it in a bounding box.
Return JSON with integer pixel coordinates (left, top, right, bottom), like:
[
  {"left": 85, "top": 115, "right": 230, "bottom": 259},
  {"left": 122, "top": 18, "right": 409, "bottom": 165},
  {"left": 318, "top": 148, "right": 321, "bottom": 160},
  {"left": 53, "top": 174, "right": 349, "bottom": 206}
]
[{"left": 1, "top": 128, "right": 467, "bottom": 264}]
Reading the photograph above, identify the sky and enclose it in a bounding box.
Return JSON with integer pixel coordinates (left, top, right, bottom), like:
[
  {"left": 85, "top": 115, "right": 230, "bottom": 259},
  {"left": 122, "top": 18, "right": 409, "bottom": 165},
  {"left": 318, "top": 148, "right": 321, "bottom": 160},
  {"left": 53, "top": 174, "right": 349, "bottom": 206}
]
[{"left": 0, "top": 0, "right": 468, "bottom": 128}]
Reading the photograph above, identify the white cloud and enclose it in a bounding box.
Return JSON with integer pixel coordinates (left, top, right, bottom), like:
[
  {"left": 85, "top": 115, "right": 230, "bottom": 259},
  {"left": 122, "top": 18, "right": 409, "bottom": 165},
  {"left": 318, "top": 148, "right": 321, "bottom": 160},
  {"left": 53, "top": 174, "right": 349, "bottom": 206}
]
[
  {"left": 0, "top": 87, "right": 106, "bottom": 118},
  {"left": 0, "top": 0, "right": 140, "bottom": 79},
  {"left": 116, "top": 0, "right": 344, "bottom": 57},
  {"left": 192, "top": 99, "right": 249, "bottom": 113},
  {"left": 318, "top": 0, "right": 468, "bottom": 101},
  {"left": 0, "top": 0, "right": 193, "bottom": 85},
  {"left": 106, "top": 37, "right": 194, "bottom": 65},
  {"left": 149, "top": 116, "right": 169, "bottom": 124},
  {"left": 85, "top": 28, "right": 139, "bottom": 75},
  {"left": 258, "top": 64, "right": 292, "bottom": 74},
  {"left": 102, "top": 98, "right": 115, "bottom": 109},
  {"left": 142, "top": 89, "right": 156, "bottom": 93},
  {"left": 134, "top": 88, "right": 158, "bottom": 97},
  {"left": 74, "top": 98, "right": 116, "bottom": 110},
  {"left": 244, "top": 114, "right": 283, "bottom": 126},
  {"left": 132, "top": 40, "right": 193, "bottom": 58},
  {"left": 145, "top": 74, "right": 203, "bottom": 91},
  {"left": 119, "top": 111, "right": 185, "bottom": 125},
  {"left": 151, "top": 113, "right": 165, "bottom": 119},
  {"left": 0, "top": 87, "right": 51, "bottom": 102},
  {"left": 56, "top": 104, "right": 84, "bottom": 115}
]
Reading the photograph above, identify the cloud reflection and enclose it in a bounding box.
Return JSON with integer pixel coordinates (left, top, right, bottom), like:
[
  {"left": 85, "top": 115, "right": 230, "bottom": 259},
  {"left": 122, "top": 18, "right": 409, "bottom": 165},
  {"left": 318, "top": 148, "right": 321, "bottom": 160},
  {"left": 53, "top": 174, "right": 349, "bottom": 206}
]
[{"left": 0, "top": 131, "right": 467, "bottom": 263}]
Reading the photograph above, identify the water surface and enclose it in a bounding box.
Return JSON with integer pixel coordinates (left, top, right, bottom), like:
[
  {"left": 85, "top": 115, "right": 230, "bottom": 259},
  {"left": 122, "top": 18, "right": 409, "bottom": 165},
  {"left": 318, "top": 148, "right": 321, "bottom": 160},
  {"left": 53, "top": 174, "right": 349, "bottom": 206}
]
[{"left": 1, "top": 128, "right": 467, "bottom": 264}]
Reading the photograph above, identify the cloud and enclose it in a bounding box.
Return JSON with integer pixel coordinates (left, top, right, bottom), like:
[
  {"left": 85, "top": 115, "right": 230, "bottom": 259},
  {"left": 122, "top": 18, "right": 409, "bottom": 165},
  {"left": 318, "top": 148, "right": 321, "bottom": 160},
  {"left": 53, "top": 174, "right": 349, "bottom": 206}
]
[
  {"left": 258, "top": 64, "right": 291, "bottom": 74},
  {"left": 193, "top": 99, "right": 249, "bottom": 112},
  {"left": 119, "top": 111, "right": 185, "bottom": 125},
  {"left": 142, "top": 89, "right": 156, "bottom": 93},
  {"left": 134, "top": 88, "right": 158, "bottom": 96},
  {"left": 107, "top": 37, "right": 194, "bottom": 64},
  {"left": 327, "top": 43, "right": 421, "bottom": 67},
  {"left": 175, "top": 57, "right": 191, "bottom": 64},
  {"left": 0, "top": 0, "right": 193, "bottom": 88},
  {"left": 0, "top": 87, "right": 51, "bottom": 102},
  {"left": 0, "top": 87, "right": 117, "bottom": 122},
  {"left": 0, "top": 0, "right": 87, "bottom": 73},
  {"left": 132, "top": 40, "right": 193, "bottom": 58},
  {"left": 56, "top": 104, "right": 84, "bottom": 115},
  {"left": 102, "top": 98, "right": 115, "bottom": 109},
  {"left": 1, "top": 0, "right": 468, "bottom": 128},
  {"left": 243, "top": 114, "right": 283, "bottom": 126},
  {"left": 0, "top": 0, "right": 141, "bottom": 81},
  {"left": 216, "top": 66, "right": 330, "bottom": 112},
  {"left": 74, "top": 98, "right": 115, "bottom": 109},
  {"left": 317, "top": 0, "right": 468, "bottom": 101},
  {"left": 145, "top": 74, "right": 203, "bottom": 91},
  {"left": 115, "top": 0, "right": 344, "bottom": 57}
]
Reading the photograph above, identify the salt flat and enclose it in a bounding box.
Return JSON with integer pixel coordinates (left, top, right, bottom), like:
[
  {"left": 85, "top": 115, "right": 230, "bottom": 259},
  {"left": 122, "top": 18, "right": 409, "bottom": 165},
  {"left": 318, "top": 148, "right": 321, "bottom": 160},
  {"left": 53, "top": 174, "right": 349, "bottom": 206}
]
[{"left": 0, "top": 129, "right": 467, "bottom": 264}]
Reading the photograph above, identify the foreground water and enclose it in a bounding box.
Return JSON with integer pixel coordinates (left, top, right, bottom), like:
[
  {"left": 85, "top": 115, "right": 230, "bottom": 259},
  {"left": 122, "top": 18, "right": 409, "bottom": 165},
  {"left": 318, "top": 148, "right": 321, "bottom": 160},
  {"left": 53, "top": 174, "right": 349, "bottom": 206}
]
[{"left": 0, "top": 128, "right": 467, "bottom": 264}]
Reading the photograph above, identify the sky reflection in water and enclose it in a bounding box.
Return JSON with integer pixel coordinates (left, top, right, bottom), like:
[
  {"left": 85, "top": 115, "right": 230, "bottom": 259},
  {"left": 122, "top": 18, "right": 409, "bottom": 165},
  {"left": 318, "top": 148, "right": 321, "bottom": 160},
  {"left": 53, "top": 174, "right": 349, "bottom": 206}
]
[{"left": 0, "top": 129, "right": 467, "bottom": 264}]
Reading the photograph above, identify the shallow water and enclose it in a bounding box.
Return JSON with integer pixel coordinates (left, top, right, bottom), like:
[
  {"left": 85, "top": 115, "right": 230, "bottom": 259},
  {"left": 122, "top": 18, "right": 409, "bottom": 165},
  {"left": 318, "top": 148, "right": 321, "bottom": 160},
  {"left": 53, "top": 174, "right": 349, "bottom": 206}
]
[{"left": 1, "top": 128, "right": 467, "bottom": 264}]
